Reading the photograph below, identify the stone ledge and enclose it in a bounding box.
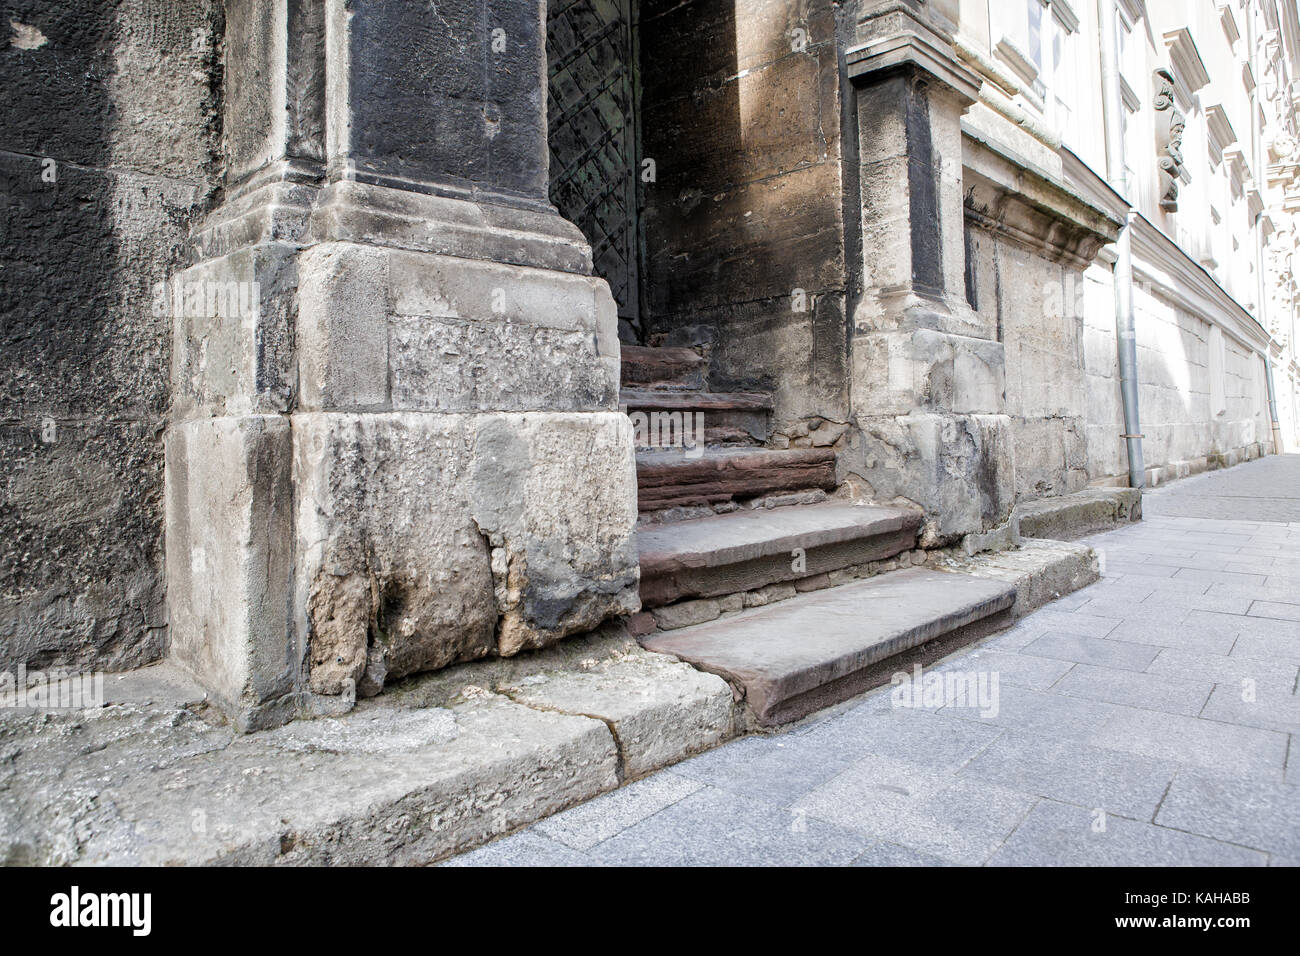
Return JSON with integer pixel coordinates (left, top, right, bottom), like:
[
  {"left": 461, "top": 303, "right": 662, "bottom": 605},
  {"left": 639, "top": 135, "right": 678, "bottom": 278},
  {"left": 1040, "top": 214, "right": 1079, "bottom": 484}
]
[
  {"left": 0, "top": 626, "right": 733, "bottom": 866},
  {"left": 1, "top": 694, "right": 616, "bottom": 866},
  {"left": 846, "top": 10, "right": 982, "bottom": 104},
  {"left": 1016, "top": 488, "right": 1142, "bottom": 542},
  {"left": 384, "top": 625, "right": 737, "bottom": 783},
  {"left": 929, "top": 537, "right": 1101, "bottom": 619}
]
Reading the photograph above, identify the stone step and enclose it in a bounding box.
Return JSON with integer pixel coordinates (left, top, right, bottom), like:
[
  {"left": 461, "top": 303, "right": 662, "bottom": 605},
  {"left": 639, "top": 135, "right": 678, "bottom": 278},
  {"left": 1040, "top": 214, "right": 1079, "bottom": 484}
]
[
  {"left": 3, "top": 628, "right": 736, "bottom": 865},
  {"left": 1015, "top": 488, "right": 1142, "bottom": 541},
  {"left": 638, "top": 502, "right": 921, "bottom": 607},
  {"left": 641, "top": 567, "right": 1016, "bottom": 726},
  {"left": 636, "top": 446, "right": 837, "bottom": 512},
  {"left": 621, "top": 387, "right": 772, "bottom": 445},
  {"left": 620, "top": 388, "right": 773, "bottom": 412},
  {"left": 619, "top": 345, "right": 707, "bottom": 390}
]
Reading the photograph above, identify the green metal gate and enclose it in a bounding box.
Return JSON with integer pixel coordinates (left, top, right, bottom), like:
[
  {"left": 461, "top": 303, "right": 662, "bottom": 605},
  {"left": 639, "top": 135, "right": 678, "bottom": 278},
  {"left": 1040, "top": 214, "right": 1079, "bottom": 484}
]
[{"left": 546, "top": 0, "right": 640, "bottom": 330}]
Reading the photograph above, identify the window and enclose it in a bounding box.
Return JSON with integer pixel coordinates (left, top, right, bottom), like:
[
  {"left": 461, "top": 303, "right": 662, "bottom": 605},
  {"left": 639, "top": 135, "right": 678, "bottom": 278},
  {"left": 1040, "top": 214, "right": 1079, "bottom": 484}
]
[
  {"left": 992, "top": 0, "right": 1049, "bottom": 97},
  {"left": 1027, "top": 1, "right": 1044, "bottom": 73},
  {"left": 1119, "top": 101, "right": 1137, "bottom": 188},
  {"left": 1047, "top": 3, "right": 1081, "bottom": 140},
  {"left": 1115, "top": 2, "right": 1144, "bottom": 91}
]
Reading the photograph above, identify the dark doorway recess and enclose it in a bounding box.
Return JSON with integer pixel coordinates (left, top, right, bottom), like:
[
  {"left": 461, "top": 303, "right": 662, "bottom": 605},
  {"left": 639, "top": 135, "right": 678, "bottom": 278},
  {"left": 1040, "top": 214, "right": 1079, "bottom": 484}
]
[{"left": 546, "top": 0, "right": 642, "bottom": 340}]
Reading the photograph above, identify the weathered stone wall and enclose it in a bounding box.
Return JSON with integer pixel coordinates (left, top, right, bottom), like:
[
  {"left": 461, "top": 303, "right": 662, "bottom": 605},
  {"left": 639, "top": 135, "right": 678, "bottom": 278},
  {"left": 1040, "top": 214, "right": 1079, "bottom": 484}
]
[
  {"left": 0, "top": 0, "right": 221, "bottom": 673},
  {"left": 958, "top": 118, "right": 1118, "bottom": 508},
  {"left": 1083, "top": 269, "right": 1273, "bottom": 484},
  {"left": 638, "top": 0, "right": 850, "bottom": 434},
  {"left": 965, "top": 228, "right": 1092, "bottom": 500},
  {"left": 1079, "top": 262, "right": 1128, "bottom": 481},
  {"left": 972, "top": 222, "right": 1273, "bottom": 495}
]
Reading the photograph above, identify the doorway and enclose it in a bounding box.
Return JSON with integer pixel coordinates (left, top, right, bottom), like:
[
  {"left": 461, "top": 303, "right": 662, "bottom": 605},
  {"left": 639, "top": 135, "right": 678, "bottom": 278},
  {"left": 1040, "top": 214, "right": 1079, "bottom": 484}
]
[{"left": 546, "top": 0, "right": 642, "bottom": 340}]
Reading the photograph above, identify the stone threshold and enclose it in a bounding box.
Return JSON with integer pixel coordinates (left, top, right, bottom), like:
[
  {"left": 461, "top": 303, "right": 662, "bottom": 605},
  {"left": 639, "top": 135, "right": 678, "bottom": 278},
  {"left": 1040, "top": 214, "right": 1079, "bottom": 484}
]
[{"left": 0, "top": 541, "right": 1097, "bottom": 866}]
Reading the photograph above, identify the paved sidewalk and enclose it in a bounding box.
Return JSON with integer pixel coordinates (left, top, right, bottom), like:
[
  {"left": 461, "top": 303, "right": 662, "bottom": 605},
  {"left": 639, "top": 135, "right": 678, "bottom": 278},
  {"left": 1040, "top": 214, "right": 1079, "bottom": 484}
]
[{"left": 448, "top": 456, "right": 1300, "bottom": 866}]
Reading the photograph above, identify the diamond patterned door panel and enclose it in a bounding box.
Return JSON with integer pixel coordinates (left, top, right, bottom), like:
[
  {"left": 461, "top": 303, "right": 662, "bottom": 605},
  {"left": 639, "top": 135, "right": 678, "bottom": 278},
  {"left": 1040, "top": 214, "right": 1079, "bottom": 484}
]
[{"left": 547, "top": 0, "right": 640, "bottom": 328}]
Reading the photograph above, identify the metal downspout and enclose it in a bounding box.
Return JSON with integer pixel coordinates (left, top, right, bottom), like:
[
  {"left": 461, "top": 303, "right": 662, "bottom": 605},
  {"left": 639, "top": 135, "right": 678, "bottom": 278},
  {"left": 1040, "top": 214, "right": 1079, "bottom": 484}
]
[
  {"left": 1266, "top": 356, "right": 1285, "bottom": 453},
  {"left": 1098, "top": 0, "right": 1145, "bottom": 488}
]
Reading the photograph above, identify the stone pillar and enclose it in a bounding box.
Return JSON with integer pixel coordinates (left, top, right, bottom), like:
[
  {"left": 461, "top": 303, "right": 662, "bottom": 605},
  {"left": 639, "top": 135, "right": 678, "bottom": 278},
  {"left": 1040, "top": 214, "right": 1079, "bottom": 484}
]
[
  {"left": 166, "top": 0, "right": 638, "bottom": 731},
  {"left": 845, "top": 0, "right": 1014, "bottom": 548}
]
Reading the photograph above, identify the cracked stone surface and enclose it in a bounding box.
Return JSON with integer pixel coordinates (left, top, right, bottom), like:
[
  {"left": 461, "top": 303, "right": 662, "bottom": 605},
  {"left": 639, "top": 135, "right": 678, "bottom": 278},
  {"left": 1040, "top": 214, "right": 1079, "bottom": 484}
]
[
  {"left": 377, "top": 624, "right": 736, "bottom": 781},
  {"left": 0, "top": 625, "right": 732, "bottom": 865},
  {"left": 0, "top": 690, "right": 619, "bottom": 866}
]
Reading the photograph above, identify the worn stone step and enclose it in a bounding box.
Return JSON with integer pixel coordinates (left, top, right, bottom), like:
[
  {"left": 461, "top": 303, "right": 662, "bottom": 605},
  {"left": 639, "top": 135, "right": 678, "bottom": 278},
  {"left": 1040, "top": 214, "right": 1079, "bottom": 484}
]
[
  {"left": 641, "top": 567, "right": 1016, "bottom": 726},
  {"left": 1015, "top": 488, "right": 1142, "bottom": 541},
  {"left": 622, "top": 388, "right": 773, "bottom": 445},
  {"left": 620, "top": 389, "right": 773, "bottom": 412},
  {"left": 1, "top": 628, "right": 735, "bottom": 865},
  {"left": 619, "top": 345, "right": 707, "bottom": 390},
  {"left": 638, "top": 502, "right": 921, "bottom": 607},
  {"left": 636, "top": 446, "right": 837, "bottom": 512}
]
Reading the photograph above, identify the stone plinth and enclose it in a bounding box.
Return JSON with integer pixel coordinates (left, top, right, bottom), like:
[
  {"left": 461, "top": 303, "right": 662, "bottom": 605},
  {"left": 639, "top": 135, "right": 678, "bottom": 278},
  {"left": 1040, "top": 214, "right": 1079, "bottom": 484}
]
[{"left": 165, "top": 0, "right": 638, "bottom": 729}]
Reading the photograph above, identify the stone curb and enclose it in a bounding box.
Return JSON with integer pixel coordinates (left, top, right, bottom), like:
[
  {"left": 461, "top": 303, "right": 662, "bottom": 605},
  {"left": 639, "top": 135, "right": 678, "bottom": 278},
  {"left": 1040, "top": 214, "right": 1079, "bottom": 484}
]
[{"left": 928, "top": 537, "right": 1101, "bottom": 617}]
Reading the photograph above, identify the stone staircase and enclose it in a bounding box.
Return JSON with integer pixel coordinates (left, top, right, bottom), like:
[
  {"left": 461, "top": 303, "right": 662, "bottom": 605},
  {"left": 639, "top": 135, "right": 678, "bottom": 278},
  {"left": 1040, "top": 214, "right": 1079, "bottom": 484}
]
[
  {"left": 622, "top": 344, "right": 833, "bottom": 504},
  {"left": 635, "top": 447, "right": 838, "bottom": 512},
  {"left": 621, "top": 345, "right": 1021, "bottom": 727}
]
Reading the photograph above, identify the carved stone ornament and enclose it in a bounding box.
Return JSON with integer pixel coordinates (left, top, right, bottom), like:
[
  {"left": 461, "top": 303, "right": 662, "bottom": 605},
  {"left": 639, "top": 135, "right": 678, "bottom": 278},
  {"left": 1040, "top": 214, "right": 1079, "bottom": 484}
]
[{"left": 1154, "top": 67, "right": 1187, "bottom": 212}]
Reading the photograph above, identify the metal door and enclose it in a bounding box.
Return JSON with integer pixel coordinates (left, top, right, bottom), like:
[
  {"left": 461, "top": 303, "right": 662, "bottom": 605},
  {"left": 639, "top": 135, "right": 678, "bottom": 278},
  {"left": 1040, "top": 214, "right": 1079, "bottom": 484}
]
[{"left": 547, "top": 0, "right": 640, "bottom": 328}]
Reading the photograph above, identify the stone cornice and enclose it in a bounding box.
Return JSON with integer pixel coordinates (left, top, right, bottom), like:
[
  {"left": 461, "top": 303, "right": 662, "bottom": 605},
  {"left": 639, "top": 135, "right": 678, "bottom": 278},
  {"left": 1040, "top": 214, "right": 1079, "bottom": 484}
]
[
  {"left": 962, "top": 130, "right": 1122, "bottom": 268},
  {"left": 847, "top": 7, "right": 981, "bottom": 104},
  {"left": 1224, "top": 147, "right": 1250, "bottom": 191},
  {"left": 1205, "top": 104, "right": 1238, "bottom": 162},
  {"left": 994, "top": 37, "right": 1040, "bottom": 92},
  {"left": 1119, "top": 75, "right": 1141, "bottom": 113},
  {"left": 1060, "top": 147, "right": 1130, "bottom": 224},
  {"left": 1117, "top": 0, "right": 1143, "bottom": 25},
  {"left": 1218, "top": 2, "right": 1241, "bottom": 48},
  {"left": 1051, "top": 0, "right": 1080, "bottom": 35}
]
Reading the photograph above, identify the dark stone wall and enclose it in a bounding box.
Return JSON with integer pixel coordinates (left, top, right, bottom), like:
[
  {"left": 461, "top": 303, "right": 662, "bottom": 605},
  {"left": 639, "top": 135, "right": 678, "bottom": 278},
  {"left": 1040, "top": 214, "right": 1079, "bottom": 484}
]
[
  {"left": 637, "top": 0, "right": 849, "bottom": 431},
  {"left": 341, "top": 0, "right": 549, "bottom": 206},
  {"left": 0, "top": 0, "right": 221, "bottom": 673}
]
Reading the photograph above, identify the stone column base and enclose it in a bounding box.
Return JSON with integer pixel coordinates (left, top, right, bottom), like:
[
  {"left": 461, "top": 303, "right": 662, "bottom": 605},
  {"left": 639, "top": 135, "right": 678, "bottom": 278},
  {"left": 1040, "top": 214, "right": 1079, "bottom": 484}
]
[
  {"left": 853, "top": 412, "right": 1016, "bottom": 547},
  {"left": 166, "top": 215, "right": 640, "bottom": 729},
  {"left": 294, "top": 410, "right": 640, "bottom": 699}
]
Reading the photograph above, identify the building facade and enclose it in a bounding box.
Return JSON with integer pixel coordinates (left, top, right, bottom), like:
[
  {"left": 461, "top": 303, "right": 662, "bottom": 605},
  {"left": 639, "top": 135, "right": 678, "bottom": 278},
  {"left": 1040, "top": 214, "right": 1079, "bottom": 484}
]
[{"left": 2, "top": 0, "right": 1297, "bottom": 730}]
